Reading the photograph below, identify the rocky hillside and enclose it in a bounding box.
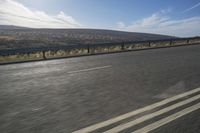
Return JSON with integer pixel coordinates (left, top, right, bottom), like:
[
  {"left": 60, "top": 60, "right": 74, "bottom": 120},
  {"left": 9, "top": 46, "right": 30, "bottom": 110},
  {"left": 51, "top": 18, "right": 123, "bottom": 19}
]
[{"left": 0, "top": 25, "right": 176, "bottom": 50}]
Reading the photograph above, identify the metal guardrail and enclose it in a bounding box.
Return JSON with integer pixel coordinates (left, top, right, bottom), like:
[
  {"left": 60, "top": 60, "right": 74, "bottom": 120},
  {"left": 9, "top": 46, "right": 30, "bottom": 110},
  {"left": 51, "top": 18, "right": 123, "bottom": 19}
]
[{"left": 0, "top": 36, "right": 200, "bottom": 56}]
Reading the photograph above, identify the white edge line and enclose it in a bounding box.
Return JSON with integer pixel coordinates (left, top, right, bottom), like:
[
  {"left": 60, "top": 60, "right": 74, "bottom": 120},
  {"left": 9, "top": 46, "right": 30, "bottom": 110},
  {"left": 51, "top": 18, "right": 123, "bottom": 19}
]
[
  {"left": 133, "top": 102, "right": 200, "bottom": 133},
  {"left": 67, "top": 65, "right": 111, "bottom": 74},
  {"left": 72, "top": 87, "right": 200, "bottom": 133}
]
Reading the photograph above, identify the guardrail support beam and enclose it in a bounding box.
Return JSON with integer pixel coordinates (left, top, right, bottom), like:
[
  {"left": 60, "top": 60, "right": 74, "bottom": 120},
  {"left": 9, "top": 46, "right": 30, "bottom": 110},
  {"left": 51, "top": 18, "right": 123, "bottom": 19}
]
[
  {"left": 87, "top": 45, "right": 90, "bottom": 54},
  {"left": 42, "top": 51, "right": 46, "bottom": 59},
  {"left": 121, "top": 42, "right": 125, "bottom": 50}
]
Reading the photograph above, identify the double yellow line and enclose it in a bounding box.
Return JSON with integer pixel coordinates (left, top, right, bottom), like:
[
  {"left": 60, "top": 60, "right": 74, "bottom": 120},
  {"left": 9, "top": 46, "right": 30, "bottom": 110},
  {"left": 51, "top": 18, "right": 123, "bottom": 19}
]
[{"left": 73, "top": 87, "right": 200, "bottom": 133}]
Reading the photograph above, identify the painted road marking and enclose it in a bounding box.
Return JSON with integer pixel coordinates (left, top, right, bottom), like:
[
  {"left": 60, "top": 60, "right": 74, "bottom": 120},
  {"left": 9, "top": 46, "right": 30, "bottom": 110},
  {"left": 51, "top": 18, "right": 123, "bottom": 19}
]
[
  {"left": 67, "top": 65, "right": 111, "bottom": 74},
  {"left": 133, "top": 102, "right": 200, "bottom": 133},
  {"left": 72, "top": 87, "right": 200, "bottom": 133},
  {"left": 103, "top": 94, "right": 200, "bottom": 133}
]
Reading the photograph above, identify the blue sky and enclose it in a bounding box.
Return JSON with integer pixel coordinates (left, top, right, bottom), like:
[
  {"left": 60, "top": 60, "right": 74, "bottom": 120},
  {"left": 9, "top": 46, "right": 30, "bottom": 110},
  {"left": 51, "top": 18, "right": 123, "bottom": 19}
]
[{"left": 0, "top": 0, "right": 200, "bottom": 37}]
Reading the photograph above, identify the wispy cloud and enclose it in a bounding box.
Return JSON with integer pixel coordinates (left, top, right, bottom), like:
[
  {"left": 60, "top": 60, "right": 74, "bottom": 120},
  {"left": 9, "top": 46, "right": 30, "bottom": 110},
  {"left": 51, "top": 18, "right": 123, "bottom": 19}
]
[
  {"left": 117, "top": 10, "right": 200, "bottom": 37},
  {"left": 182, "top": 2, "right": 200, "bottom": 13},
  {"left": 0, "top": 0, "right": 81, "bottom": 28}
]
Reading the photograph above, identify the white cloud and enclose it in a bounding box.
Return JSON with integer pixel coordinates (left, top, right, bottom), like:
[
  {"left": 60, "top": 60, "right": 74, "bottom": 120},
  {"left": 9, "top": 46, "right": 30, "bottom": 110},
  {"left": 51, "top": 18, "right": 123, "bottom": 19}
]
[
  {"left": 0, "top": 0, "right": 81, "bottom": 28},
  {"left": 182, "top": 2, "right": 200, "bottom": 13},
  {"left": 117, "top": 11, "right": 200, "bottom": 37},
  {"left": 117, "top": 22, "right": 125, "bottom": 29}
]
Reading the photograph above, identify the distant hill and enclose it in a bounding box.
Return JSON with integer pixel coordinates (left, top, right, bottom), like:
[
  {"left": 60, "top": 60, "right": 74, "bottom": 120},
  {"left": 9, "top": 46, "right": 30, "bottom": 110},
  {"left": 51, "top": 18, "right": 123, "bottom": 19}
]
[
  {"left": 0, "top": 25, "right": 29, "bottom": 30},
  {"left": 0, "top": 25, "right": 176, "bottom": 50}
]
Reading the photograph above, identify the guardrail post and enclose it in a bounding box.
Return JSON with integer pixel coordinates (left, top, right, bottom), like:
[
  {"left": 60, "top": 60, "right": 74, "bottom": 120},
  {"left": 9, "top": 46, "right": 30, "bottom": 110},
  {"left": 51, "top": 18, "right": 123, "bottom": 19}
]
[
  {"left": 42, "top": 51, "right": 46, "bottom": 59},
  {"left": 87, "top": 44, "right": 90, "bottom": 54},
  {"left": 187, "top": 39, "right": 190, "bottom": 44},
  {"left": 121, "top": 42, "right": 125, "bottom": 50},
  {"left": 170, "top": 40, "right": 172, "bottom": 46}
]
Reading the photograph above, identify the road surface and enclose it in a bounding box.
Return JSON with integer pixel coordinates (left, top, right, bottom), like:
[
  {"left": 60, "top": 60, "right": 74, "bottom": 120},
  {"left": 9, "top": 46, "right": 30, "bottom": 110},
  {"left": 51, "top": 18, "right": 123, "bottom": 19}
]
[{"left": 0, "top": 45, "right": 200, "bottom": 133}]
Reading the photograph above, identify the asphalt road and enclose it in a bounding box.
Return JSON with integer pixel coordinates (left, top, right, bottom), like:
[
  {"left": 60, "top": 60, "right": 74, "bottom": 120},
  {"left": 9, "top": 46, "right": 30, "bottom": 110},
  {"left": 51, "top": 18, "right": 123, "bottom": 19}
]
[{"left": 0, "top": 45, "right": 200, "bottom": 133}]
